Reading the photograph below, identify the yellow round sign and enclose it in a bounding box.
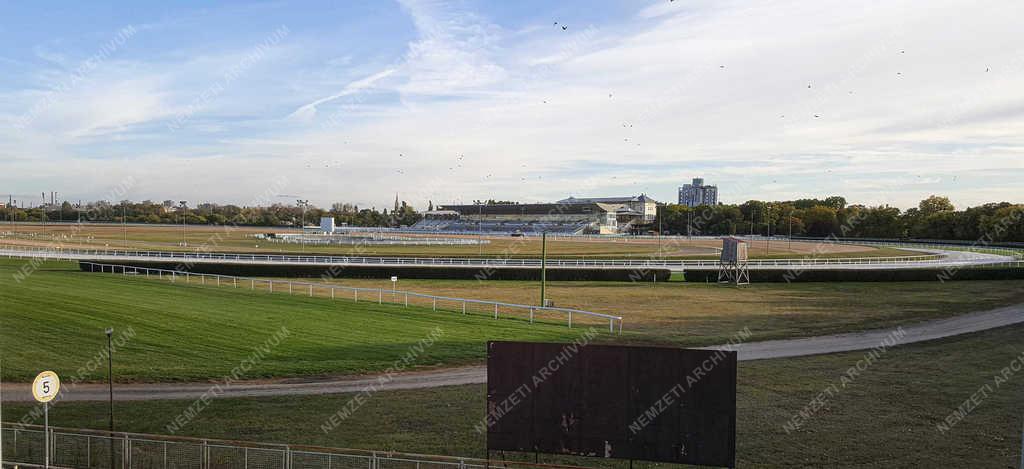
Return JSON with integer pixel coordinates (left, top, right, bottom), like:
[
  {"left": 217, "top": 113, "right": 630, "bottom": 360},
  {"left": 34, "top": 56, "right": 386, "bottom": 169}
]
[{"left": 32, "top": 371, "right": 61, "bottom": 403}]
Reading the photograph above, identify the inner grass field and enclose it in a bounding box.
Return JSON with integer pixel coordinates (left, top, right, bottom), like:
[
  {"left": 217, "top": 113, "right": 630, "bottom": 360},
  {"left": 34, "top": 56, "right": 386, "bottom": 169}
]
[
  {"left": 7, "top": 324, "right": 1022, "bottom": 468},
  {"left": 4, "top": 258, "right": 1024, "bottom": 383},
  {"left": 314, "top": 276, "right": 1024, "bottom": 344},
  {"left": 0, "top": 259, "right": 594, "bottom": 382},
  {"left": 0, "top": 222, "right": 913, "bottom": 260}
]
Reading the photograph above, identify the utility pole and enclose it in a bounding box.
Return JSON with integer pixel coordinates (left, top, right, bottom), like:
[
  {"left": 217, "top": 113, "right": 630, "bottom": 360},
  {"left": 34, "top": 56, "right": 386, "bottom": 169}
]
[{"left": 766, "top": 204, "right": 771, "bottom": 256}]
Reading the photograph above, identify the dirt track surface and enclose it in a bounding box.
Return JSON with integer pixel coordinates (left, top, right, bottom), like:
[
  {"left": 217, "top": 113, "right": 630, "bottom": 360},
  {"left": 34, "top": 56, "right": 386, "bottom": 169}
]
[{"left": 4, "top": 303, "right": 1021, "bottom": 403}]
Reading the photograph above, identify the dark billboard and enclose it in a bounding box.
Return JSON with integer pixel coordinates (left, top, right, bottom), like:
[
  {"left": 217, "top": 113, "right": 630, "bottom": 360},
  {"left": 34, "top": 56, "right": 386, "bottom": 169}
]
[{"left": 485, "top": 341, "right": 736, "bottom": 468}]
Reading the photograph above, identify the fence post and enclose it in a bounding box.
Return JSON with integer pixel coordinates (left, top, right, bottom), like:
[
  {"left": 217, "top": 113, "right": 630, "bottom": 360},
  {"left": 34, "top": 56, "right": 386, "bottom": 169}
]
[
  {"left": 270, "top": 281, "right": 273, "bottom": 293},
  {"left": 432, "top": 298, "right": 436, "bottom": 311},
  {"left": 331, "top": 288, "right": 335, "bottom": 300},
  {"left": 289, "top": 282, "right": 292, "bottom": 295},
  {"left": 379, "top": 289, "right": 382, "bottom": 304},
  {"left": 405, "top": 293, "right": 408, "bottom": 307},
  {"left": 568, "top": 311, "right": 573, "bottom": 328},
  {"left": 609, "top": 318, "right": 614, "bottom": 333},
  {"left": 355, "top": 290, "right": 358, "bottom": 302},
  {"left": 529, "top": 308, "right": 533, "bottom": 323},
  {"left": 309, "top": 285, "right": 313, "bottom": 297}
]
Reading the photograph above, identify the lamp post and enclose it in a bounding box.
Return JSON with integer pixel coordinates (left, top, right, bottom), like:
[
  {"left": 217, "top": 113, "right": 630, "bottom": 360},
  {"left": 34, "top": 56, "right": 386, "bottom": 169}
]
[
  {"left": 179, "top": 201, "right": 188, "bottom": 247},
  {"left": 105, "top": 327, "right": 115, "bottom": 469},
  {"left": 122, "top": 202, "right": 128, "bottom": 248},
  {"left": 540, "top": 232, "right": 547, "bottom": 307},
  {"left": 296, "top": 200, "right": 309, "bottom": 253},
  {"left": 788, "top": 210, "right": 794, "bottom": 251}
]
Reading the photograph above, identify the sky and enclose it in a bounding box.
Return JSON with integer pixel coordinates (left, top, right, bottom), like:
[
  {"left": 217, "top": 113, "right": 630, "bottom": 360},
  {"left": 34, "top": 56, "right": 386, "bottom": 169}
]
[{"left": 1, "top": 0, "right": 1022, "bottom": 211}]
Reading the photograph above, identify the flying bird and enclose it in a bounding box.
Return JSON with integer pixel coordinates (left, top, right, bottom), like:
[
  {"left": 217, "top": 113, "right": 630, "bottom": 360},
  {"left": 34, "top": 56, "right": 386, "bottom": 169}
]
[{"left": 562, "top": 25, "right": 568, "bottom": 30}]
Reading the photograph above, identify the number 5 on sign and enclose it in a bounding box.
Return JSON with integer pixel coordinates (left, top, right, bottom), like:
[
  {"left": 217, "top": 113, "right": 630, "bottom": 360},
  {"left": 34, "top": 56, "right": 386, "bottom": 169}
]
[{"left": 32, "top": 371, "right": 60, "bottom": 403}]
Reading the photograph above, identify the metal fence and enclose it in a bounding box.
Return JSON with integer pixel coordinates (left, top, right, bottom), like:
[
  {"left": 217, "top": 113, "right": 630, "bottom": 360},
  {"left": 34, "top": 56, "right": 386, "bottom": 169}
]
[
  {"left": 77, "top": 262, "right": 623, "bottom": 334},
  {"left": 0, "top": 245, "right": 946, "bottom": 268},
  {"left": 0, "top": 425, "right": 587, "bottom": 469}
]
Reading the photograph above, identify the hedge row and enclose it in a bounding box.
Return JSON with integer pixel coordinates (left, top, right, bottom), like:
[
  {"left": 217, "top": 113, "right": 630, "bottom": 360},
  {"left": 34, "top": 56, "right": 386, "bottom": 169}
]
[
  {"left": 79, "top": 261, "right": 672, "bottom": 282},
  {"left": 680, "top": 267, "right": 1024, "bottom": 282}
]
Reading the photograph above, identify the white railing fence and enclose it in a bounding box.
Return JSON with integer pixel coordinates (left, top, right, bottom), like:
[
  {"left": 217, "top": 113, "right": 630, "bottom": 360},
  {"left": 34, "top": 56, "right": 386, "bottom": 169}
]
[
  {"left": 0, "top": 425, "right": 584, "bottom": 469},
  {"left": 0, "top": 245, "right": 946, "bottom": 268},
  {"left": 78, "top": 262, "right": 624, "bottom": 334}
]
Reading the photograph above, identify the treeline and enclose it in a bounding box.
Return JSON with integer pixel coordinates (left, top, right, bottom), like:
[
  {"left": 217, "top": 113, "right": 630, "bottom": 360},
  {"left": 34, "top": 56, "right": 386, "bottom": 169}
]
[
  {"left": 0, "top": 200, "right": 422, "bottom": 228},
  {"left": 658, "top": 195, "right": 1023, "bottom": 242}
]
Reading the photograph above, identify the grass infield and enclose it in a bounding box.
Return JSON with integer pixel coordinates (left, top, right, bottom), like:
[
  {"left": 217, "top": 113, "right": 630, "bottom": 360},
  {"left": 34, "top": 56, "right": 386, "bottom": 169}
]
[{"left": 5, "top": 324, "right": 1022, "bottom": 468}]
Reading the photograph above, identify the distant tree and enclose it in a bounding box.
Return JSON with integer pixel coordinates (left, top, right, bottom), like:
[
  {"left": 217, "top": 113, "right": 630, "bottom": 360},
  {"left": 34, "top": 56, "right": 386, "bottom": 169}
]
[
  {"left": 918, "top": 195, "right": 955, "bottom": 215},
  {"left": 801, "top": 206, "right": 839, "bottom": 237}
]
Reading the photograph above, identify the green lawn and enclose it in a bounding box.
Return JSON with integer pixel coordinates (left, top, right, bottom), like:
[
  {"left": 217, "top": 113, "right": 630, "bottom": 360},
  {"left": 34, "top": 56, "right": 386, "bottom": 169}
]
[
  {"left": 6, "top": 324, "right": 1022, "bottom": 468},
  {"left": 4, "top": 258, "right": 1024, "bottom": 384},
  {"left": 0, "top": 259, "right": 594, "bottom": 382}
]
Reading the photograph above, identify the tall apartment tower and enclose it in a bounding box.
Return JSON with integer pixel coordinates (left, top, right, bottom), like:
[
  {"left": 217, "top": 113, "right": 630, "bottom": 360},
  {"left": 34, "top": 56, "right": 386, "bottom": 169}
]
[{"left": 678, "top": 178, "right": 718, "bottom": 207}]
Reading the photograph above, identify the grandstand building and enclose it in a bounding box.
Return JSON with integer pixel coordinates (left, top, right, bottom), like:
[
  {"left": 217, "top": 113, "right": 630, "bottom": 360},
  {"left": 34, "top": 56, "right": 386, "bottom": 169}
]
[
  {"left": 413, "top": 195, "right": 659, "bottom": 235},
  {"left": 556, "top": 194, "right": 659, "bottom": 222}
]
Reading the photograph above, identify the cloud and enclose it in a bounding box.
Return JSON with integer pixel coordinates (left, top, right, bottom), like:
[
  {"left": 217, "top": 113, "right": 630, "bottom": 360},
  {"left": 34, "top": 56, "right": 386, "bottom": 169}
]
[
  {"left": 3, "top": 0, "right": 1024, "bottom": 210},
  {"left": 287, "top": 68, "right": 396, "bottom": 121}
]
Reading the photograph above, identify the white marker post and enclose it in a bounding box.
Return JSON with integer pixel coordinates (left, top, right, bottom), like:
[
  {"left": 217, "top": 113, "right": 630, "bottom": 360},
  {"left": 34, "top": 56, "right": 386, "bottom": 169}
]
[
  {"left": 391, "top": 276, "right": 398, "bottom": 301},
  {"left": 32, "top": 371, "right": 61, "bottom": 469}
]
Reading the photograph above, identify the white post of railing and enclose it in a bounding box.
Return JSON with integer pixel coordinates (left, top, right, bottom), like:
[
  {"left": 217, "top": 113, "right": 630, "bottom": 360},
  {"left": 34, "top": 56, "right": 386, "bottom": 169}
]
[
  {"left": 355, "top": 290, "right": 358, "bottom": 302},
  {"left": 609, "top": 318, "right": 614, "bottom": 333},
  {"left": 289, "top": 282, "right": 292, "bottom": 295},
  {"left": 331, "top": 288, "right": 335, "bottom": 299},
  {"left": 270, "top": 281, "right": 274, "bottom": 293},
  {"left": 568, "top": 311, "right": 573, "bottom": 328},
  {"left": 379, "top": 289, "right": 382, "bottom": 304},
  {"left": 462, "top": 301, "right": 467, "bottom": 315},
  {"left": 405, "top": 293, "right": 408, "bottom": 307},
  {"left": 309, "top": 285, "right": 313, "bottom": 297},
  {"left": 251, "top": 279, "right": 255, "bottom": 290},
  {"left": 432, "top": 298, "right": 436, "bottom": 311},
  {"left": 529, "top": 307, "right": 534, "bottom": 323}
]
